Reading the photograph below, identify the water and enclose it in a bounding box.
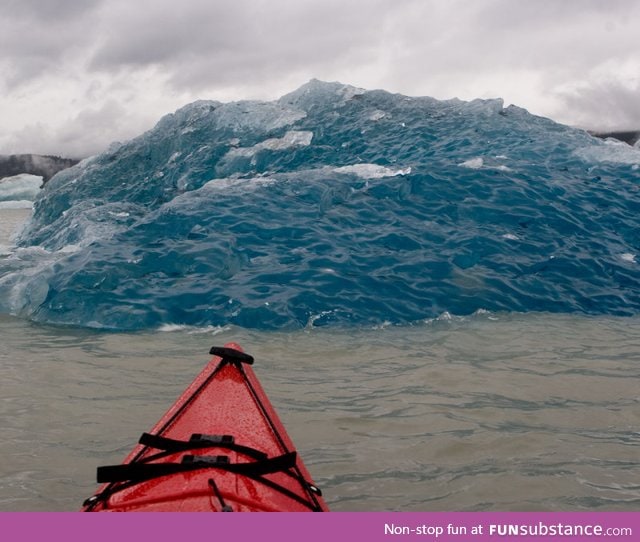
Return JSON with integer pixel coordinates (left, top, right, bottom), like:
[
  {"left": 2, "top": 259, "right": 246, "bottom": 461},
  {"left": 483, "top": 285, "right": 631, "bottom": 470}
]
[{"left": 1, "top": 306, "right": 640, "bottom": 511}]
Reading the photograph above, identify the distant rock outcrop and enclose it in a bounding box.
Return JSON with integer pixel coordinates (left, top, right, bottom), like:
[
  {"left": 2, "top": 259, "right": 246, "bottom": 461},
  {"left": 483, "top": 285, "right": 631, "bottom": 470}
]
[
  {"left": 0, "top": 154, "right": 79, "bottom": 183},
  {"left": 589, "top": 130, "right": 640, "bottom": 146}
]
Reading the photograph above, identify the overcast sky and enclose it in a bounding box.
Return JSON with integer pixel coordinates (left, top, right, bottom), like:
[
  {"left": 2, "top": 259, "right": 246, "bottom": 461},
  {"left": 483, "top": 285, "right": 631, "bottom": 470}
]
[{"left": 1, "top": 0, "right": 639, "bottom": 158}]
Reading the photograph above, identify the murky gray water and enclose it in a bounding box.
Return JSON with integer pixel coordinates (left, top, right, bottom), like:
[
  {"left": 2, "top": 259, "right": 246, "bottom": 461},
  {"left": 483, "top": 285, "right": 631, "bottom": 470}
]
[{"left": 1, "top": 210, "right": 639, "bottom": 511}]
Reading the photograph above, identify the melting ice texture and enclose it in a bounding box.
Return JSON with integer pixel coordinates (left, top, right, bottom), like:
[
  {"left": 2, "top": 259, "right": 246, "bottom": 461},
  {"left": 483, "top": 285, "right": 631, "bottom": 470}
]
[
  {"left": 0, "top": 174, "right": 43, "bottom": 209},
  {"left": 2, "top": 80, "right": 640, "bottom": 330}
]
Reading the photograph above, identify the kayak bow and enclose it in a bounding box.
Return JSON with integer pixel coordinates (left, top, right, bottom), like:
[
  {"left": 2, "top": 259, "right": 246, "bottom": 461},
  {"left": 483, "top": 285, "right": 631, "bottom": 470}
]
[{"left": 83, "top": 343, "right": 328, "bottom": 512}]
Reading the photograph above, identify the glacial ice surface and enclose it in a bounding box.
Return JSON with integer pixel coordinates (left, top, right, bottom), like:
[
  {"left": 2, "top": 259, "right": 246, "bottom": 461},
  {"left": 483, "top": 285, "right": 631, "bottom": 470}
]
[{"left": 2, "top": 80, "right": 639, "bottom": 330}]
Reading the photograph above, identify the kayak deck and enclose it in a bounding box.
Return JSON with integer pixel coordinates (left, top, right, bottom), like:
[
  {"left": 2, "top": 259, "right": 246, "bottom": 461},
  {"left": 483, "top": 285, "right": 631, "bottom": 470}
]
[{"left": 83, "top": 344, "right": 328, "bottom": 512}]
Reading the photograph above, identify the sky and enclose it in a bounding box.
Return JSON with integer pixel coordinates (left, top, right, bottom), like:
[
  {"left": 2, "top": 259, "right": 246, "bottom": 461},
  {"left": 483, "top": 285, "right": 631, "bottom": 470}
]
[{"left": 1, "top": 0, "right": 639, "bottom": 158}]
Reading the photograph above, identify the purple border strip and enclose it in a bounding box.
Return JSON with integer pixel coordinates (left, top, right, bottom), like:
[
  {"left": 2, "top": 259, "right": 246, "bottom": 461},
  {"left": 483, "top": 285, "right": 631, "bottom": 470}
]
[{"left": 2, "top": 512, "right": 639, "bottom": 542}]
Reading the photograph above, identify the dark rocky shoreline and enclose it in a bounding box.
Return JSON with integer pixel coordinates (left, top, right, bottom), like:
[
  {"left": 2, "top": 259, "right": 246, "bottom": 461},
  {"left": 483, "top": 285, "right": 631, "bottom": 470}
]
[
  {"left": 0, "top": 154, "right": 78, "bottom": 183},
  {"left": 588, "top": 130, "right": 640, "bottom": 146}
]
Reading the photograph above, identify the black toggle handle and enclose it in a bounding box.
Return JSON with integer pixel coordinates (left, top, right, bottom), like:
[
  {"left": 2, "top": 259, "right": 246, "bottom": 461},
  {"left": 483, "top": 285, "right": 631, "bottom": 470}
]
[{"left": 209, "top": 346, "right": 254, "bottom": 365}]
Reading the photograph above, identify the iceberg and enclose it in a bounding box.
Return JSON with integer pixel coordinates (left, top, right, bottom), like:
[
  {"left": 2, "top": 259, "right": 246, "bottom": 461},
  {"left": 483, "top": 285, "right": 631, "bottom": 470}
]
[
  {"left": 2, "top": 80, "right": 638, "bottom": 330},
  {"left": 0, "top": 174, "right": 43, "bottom": 207}
]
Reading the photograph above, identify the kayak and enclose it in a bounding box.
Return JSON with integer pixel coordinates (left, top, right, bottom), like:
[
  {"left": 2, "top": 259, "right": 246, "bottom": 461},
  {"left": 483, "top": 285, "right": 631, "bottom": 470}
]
[{"left": 82, "top": 343, "right": 328, "bottom": 512}]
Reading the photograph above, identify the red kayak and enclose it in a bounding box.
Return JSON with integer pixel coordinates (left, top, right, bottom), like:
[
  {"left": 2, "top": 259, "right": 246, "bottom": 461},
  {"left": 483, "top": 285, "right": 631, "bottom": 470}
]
[{"left": 82, "top": 343, "right": 328, "bottom": 512}]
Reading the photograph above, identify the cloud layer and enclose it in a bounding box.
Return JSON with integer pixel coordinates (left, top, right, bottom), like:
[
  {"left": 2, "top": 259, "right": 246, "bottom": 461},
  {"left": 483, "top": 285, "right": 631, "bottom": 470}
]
[{"left": 1, "top": 0, "right": 639, "bottom": 157}]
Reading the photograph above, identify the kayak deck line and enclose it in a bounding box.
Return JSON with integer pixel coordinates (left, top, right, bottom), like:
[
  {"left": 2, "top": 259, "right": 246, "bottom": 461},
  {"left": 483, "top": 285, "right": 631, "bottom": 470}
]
[
  {"left": 82, "top": 343, "right": 328, "bottom": 512},
  {"left": 138, "top": 432, "right": 270, "bottom": 461}
]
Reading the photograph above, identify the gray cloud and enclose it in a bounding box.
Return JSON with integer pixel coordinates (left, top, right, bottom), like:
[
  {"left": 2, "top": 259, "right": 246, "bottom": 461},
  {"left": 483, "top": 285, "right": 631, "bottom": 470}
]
[
  {"left": 558, "top": 81, "right": 640, "bottom": 131},
  {"left": 0, "top": 0, "right": 100, "bottom": 89},
  {"left": 378, "top": 0, "right": 639, "bottom": 81},
  {"left": 2, "top": 0, "right": 102, "bottom": 21},
  {"left": 4, "top": 99, "right": 155, "bottom": 158},
  {"left": 89, "top": 0, "right": 389, "bottom": 90}
]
